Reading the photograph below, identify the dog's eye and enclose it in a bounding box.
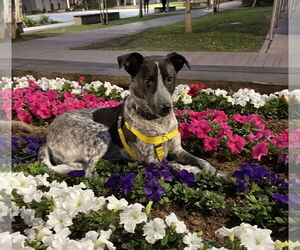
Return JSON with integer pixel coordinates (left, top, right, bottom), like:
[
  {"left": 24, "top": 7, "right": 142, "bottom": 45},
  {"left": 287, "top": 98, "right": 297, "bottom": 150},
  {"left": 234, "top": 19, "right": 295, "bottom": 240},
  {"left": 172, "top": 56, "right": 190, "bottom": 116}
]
[
  {"left": 144, "top": 79, "right": 151, "bottom": 87},
  {"left": 166, "top": 76, "right": 173, "bottom": 83}
]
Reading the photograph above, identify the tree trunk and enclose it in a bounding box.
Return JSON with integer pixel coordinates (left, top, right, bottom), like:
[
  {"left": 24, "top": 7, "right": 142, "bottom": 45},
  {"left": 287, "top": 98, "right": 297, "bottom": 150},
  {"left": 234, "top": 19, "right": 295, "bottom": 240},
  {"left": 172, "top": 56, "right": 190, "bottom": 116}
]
[
  {"left": 251, "top": 0, "right": 258, "bottom": 7},
  {"left": 185, "top": 0, "right": 192, "bottom": 33},
  {"left": 117, "top": 0, "right": 120, "bottom": 6},
  {"left": 139, "top": 0, "right": 143, "bottom": 17},
  {"left": 84, "top": 0, "right": 89, "bottom": 9},
  {"left": 12, "top": 0, "right": 17, "bottom": 39},
  {"left": 124, "top": 0, "right": 127, "bottom": 7}
]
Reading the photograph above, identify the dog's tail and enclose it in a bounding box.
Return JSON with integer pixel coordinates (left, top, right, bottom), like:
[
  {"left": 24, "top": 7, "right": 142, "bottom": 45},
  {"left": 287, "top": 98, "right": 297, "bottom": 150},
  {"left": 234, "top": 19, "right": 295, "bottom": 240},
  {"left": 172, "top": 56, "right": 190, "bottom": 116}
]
[{"left": 38, "top": 143, "right": 83, "bottom": 175}]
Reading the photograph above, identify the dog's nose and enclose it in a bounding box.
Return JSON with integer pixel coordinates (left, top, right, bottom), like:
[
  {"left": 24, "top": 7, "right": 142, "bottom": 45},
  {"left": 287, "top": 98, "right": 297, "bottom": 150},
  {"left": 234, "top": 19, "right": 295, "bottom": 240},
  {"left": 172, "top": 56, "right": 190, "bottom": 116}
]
[{"left": 161, "top": 104, "right": 171, "bottom": 115}]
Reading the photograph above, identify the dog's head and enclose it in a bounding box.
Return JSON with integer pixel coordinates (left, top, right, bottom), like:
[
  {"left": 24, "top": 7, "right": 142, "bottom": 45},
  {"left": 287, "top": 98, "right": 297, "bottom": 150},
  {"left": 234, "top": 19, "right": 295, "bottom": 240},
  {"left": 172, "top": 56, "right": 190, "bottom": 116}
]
[{"left": 118, "top": 52, "right": 190, "bottom": 118}]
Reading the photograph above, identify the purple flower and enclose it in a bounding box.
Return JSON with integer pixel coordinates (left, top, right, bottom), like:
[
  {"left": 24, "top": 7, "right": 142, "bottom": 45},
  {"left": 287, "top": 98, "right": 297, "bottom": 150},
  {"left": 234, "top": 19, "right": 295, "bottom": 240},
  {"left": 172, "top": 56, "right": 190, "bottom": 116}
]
[
  {"left": 12, "top": 137, "right": 20, "bottom": 152},
  {"left": 106, "top": 173, "right": 121, "bottom": 188},
  {"left": 175, "top": 169, "right": 195, "bottom": 187},
  {"left": 67, "top": 170, "right": 86, "bottom": 177},
  {"left": 235, "top": 179, "right": 249, "bottom": 192},
  {"left": 273, "top": 193, "right": 288, "bottom": 210},
  {"left": 144, "top": 162, "right": 174, "bottom": 182},
  {"left": 144, "top": 178, "right": 165, "bottom": 201},
  {"left": 121, "top": 172, "right": 136, "bottom": 194},
  {"left": 25, "top": 142, "right": 40, "bottom": 155},
  {"left": 290, "top": 193, "right": 300, "bottom": 211}
]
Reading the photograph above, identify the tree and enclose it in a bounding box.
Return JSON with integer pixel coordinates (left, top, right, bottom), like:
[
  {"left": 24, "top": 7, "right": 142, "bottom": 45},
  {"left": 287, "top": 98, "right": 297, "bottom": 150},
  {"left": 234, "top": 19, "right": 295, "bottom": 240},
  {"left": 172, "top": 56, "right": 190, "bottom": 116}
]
[
  {"left": 139, "top": 0, "right": 143, "bottom": 17},
  {"left": 185, "top": 0, "right": 192, "bottom": 33}
]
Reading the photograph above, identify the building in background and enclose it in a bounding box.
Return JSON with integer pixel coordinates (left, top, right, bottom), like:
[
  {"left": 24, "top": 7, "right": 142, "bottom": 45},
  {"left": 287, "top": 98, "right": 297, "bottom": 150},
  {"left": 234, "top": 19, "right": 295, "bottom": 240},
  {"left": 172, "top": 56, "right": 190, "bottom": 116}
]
[{"left": 22, "top": 0, "right": 68, "bottom": 13}]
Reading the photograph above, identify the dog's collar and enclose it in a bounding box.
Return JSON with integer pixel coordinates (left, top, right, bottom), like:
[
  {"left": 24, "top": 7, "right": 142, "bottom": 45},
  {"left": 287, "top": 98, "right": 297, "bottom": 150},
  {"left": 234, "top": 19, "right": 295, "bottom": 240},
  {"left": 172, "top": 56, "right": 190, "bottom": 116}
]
[{"left": 117, "top": 116, "right": 179, "bottom": 162}]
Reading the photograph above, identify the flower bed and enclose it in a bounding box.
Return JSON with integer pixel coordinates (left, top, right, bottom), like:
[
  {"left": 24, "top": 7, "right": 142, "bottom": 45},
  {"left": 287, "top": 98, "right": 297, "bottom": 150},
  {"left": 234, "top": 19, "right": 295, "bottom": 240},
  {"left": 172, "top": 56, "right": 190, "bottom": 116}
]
[{"left": 1, "top": 76, "right": 297, "bottom": 249}]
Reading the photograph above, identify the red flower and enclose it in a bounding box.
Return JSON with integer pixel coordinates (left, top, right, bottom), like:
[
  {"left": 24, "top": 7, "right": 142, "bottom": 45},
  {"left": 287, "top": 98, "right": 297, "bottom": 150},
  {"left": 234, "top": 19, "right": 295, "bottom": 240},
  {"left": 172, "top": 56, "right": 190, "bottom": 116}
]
[
  {"left": 226, "top": 134, "right": 246, "bottom": 154},
  {"left": 188, "top": 84, "right": 206, "bottom": 97},
  {"left": 78, "top": 77, "right": 85, "bottom": 84},
  {"left": 251, "top": 142, "right": 269, "bottom": 161}
]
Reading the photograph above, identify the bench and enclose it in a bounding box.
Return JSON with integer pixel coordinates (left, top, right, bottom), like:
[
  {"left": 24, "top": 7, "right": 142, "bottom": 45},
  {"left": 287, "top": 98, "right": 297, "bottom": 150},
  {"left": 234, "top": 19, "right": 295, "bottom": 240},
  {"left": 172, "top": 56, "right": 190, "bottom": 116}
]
[
  {"left": 154, "top": 6, "right": 176, "bottom": 13},
  {"left": 74, "top": 12, "right": 120, "bottom": 25}
]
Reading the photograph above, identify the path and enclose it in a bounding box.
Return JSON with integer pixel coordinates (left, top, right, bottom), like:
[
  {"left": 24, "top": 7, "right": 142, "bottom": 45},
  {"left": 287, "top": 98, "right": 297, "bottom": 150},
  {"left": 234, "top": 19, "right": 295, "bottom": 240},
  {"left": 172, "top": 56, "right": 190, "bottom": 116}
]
[{"left": 11, "top": 0, "right": 288, "bottom": 84}]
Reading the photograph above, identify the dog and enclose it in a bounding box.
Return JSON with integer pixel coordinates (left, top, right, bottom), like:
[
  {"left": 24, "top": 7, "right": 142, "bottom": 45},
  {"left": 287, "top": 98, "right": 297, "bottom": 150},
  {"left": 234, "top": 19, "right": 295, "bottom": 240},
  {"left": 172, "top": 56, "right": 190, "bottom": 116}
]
[{"left": 38, "top": 52, "right": 225, "bottom": 178}]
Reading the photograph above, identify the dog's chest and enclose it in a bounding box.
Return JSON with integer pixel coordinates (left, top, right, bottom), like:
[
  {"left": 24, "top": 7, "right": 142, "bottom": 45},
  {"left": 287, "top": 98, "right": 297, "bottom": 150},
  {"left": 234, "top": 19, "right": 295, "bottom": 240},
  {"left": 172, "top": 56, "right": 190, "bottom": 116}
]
[{"left": 127, "top": 114, "right": 178, "bottom": 163}]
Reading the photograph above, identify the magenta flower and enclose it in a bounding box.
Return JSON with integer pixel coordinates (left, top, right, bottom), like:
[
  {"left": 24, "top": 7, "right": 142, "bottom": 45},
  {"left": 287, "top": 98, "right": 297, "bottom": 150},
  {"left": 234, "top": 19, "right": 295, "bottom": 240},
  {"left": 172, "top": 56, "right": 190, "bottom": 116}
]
[
  {"left": 203, "top": 137, "right": 219, "bottom": 151},
  {"left": 189, "top": 120, "right": 211, "bottom": 139},
  {"left": 251, "top": 142, "right": 269, "bottom": 161},
  {"left": 17, "top": 109, "right": 32, "bottom": 123},
  {"left": 232, "top": 114, "right": 249, "bottom": 124},
  {"left": 226, "top": 134, "right": 246, "bottom": 154},
  {"left": 216, "top": 122, "right": 233, "bottom": 138},
  {"left": 178, "top": 122, "right": 191, "bottom": 139},
  {"left": 290, "top": 128, "right": 300, "bottom": 148}
]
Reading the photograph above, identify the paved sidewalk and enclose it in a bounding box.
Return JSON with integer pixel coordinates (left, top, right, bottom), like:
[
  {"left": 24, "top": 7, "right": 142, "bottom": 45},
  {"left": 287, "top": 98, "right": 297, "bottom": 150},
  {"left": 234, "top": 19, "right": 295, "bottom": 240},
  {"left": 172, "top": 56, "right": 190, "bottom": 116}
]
[{"left": 11, "top": 0, "right": 288, "bottom": 84}]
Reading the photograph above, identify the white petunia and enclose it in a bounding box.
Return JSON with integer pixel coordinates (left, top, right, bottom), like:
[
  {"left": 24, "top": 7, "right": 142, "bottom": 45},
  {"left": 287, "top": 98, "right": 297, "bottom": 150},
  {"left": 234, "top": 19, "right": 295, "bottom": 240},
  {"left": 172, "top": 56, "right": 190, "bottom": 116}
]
[
  {"left": 143, "top": 218, "right": 166, "bottom": 244},
  {"left": 0, "top": 231, "right": 34, "bottom": 250},
  {"left": 208, "top": 247, "right": 228, "bottom": 250},
  {"left": 46, "top": 208, "right": 73, "bottom": 232},
  {"left": 20, "top": 207, "right": 35, "bottom": 227},
  {"left": 165, "top": 212, "right": 188, "bottom": 234},
  {"left": 83, "top": 230, "right": 116, "bottom": 250},
  {"left": 183, "top": 232, "right": 203, "bottom": 250},
  {"left": 240, "top": 227, "right": 274, "bottom": 250},
  {"left": 107, "top": 195, "right": 128, "bottom": 211},
  {"left": 119, "top": 203, "right": 147, "bottom": 233},
  {"left": 0, "top": 201, "right": 10, "bottom": 222},
  {"left": 121, "top": 90, "right": 130, "bottom": 99}
]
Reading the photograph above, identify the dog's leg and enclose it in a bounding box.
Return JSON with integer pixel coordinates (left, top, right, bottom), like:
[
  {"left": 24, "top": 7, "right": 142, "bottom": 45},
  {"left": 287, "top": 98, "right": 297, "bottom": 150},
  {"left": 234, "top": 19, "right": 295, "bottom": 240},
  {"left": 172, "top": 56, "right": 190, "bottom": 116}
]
[{"left": 168, "top": 137, "right": 227, "bottom": 179}]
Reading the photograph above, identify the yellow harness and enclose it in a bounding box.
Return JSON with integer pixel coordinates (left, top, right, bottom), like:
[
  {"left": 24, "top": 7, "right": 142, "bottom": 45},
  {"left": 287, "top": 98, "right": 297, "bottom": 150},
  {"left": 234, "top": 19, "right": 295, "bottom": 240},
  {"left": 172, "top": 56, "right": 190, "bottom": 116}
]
[{"left": 117, "top": 116, "right": 179, "bottom": 162}]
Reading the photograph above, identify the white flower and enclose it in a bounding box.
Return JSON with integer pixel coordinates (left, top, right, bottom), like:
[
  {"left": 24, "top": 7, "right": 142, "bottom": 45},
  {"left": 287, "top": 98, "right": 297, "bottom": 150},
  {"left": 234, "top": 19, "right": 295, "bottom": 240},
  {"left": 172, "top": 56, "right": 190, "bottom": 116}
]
[
  {"left": 0, "top": 201, "right": 9, "bottom": 222},
  {"left": 62, "top": 189, "right": 96, "bottom": 215},
  {"left": 240, "top": 227, "right": 274, "bottom": 250},
  {"left": 104, "top": 82, "right": 113, "bottom": 96},
  {"left": 71, "top": 89, "right": 82, "bottom": 94},
  {"left": 165, "top": 213, "right": 188, "bottom": 234},
  {"left": 20, "top": 207, "right": 35, "bottom": 227},
  {"left": 42, "top": 228, "right": 71, "bottom": 249},
  {"left": 0, "top": 231, "right": 34, "bottom": 250},
  {"left": 143, "top": 218, "right": 166, "bottom": 244},
  {"left": 107, "top": 195, "right": 128, "bottom": 211},
  {"left": 208, "top": 247, "right": 228, "bottom": 250},
  {"left": 46, "top": 208, "right": 73, "bottom": 232},
  {"left": 119, "top": 203, "right": 147, "bottom": 233},
  {"left": 214, "top": 89, "right": 228, "bottom": 97},
  {"left": 183, "top": 232, "right": 203, "bottom": 250},
  {"left": 121, "top": 90, "right": 130, "bottom": 99},
  {"left": 82, "top": 230, "right": 115, "bottom": 250}
]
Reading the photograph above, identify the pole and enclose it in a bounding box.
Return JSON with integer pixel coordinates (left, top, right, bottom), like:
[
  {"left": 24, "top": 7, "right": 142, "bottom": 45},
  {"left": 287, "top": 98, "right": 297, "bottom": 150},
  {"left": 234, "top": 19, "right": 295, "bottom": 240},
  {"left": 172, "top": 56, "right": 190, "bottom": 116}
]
[
  {"left": 139, "top": 0, "right": 143, "bottom": 17},
  {"left": 185, "top": 0, "right": 192, "bottom": 33}
]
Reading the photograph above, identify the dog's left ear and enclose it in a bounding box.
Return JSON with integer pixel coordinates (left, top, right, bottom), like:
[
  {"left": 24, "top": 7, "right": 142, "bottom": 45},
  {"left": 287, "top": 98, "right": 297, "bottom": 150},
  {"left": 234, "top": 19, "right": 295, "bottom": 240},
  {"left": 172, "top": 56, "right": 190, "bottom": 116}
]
[
  {"left": 166, "top": 52, "right": 191, "bottom": 73},
  {"left": 117, "top": 52, "right": 144, "bottom": 77}
]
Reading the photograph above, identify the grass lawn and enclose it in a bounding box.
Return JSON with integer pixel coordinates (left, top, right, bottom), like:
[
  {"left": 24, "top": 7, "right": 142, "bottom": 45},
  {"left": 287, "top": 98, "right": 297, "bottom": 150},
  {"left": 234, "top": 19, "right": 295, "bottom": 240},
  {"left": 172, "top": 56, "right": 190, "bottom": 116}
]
[
  {"left": 76, "top": 6, "right": 272, "bottom": 52},
  {"left": 13, "top": 12, "right": 181, "bottom": 43}
]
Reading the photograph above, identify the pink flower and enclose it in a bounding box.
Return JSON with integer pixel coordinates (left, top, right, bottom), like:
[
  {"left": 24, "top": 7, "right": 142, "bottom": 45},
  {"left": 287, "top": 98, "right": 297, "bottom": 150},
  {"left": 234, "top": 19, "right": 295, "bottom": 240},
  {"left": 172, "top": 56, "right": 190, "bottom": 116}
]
[
  {"left": 189, "top": 120, "right": 211, "bottom": 139},
  {"left": 17, "top": 109, "right": 32, "bottom": 123},
  {"left": 36, "top": 101, "right": 52, "bottom": 119},
  {"left": 271, "top": 129, "right": 288, "bottom": 149},
  {"left": 206, "top": 110, "right": 228, "bottom": 123},
  {"left": 290, "top": 128, "right": 300, "bottom": 149},
  {"left": 217, "top": 122, "right": 233, "bottom": 138},
  {"left": 178, "top": 122, "right": 191, "bottom": 139},
  {"left": 232, "top": 114, "right": 249, "bottom": 124},
  {"left": 203, "top": 137, "right": 219, "bottom": 151},
  {"left": 247, "top": 132, "right": 264, "bottom": 142},
  {"left": 226, "top": 134, "right": 246, "bottom": 154},
  {"left": 45, "top": 89, "right": 60, "bottom": 101},
  {"left": 251, "top": 142, "right": 269, "bottom": 161}
]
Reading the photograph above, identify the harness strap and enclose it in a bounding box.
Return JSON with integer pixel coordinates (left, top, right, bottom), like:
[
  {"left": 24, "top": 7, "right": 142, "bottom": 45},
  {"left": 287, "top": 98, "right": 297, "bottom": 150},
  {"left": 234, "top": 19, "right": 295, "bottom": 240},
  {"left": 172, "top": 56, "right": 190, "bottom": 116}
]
[{"left": 117, "top": 116, "right": 179, "bottom": 162}]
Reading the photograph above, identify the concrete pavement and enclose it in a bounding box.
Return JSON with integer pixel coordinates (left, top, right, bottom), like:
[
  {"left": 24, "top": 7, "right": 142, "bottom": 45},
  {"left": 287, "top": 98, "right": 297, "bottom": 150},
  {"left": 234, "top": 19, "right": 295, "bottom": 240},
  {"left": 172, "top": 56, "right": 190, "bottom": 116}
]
[{"left": 11, "top": 0, "right": 289, "bottom": 84}]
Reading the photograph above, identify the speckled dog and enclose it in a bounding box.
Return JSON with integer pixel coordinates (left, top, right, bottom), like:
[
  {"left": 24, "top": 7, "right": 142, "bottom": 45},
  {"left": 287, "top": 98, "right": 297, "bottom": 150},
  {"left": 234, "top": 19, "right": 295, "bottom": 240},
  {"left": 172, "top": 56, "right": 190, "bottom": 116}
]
[{"left": 39, "top": 52, "right": 224, "bottom": 178}]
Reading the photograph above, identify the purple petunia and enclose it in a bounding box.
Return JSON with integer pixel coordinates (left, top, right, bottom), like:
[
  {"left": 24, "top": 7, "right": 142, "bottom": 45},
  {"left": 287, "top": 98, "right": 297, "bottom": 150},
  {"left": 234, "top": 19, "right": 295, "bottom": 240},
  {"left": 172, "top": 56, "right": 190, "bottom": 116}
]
[
  {"left": 144, "top": 178, "right": 165, "bottom": 201},
  {"left": 121, "top": 172, "right": 137, "bottom": 194},
  {"left": 232, "top": 163, "right": 288, "bottom": 192},
  {"left": 273, "top": 193, "right": 288, "bottom": 210},
  {"left": 106, "top": 173, "right": 121, "bottom": 188},
  {"left": 67, "top": 170, "right": 86, "bottom": 178},
  {"left": 144, "top": 162, "right": 174, "bottom": 182},
  {"left": 175, "top": 169, "right": 195, "bottom": 187}
]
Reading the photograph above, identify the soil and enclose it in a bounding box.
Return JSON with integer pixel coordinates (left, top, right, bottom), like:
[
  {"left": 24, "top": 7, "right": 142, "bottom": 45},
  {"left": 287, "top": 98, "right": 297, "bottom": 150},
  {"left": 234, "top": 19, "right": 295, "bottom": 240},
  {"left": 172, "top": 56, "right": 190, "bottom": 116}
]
[{"left": 13, "top": 70, "right": 287, "bottom": 94}]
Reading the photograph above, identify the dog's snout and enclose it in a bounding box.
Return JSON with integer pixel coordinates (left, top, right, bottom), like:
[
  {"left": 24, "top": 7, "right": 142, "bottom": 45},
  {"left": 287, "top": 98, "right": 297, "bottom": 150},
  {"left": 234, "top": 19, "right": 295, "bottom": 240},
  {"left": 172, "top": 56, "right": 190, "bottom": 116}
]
[{"left": 161, "top": 104, "right": 171, "bottom": 116}]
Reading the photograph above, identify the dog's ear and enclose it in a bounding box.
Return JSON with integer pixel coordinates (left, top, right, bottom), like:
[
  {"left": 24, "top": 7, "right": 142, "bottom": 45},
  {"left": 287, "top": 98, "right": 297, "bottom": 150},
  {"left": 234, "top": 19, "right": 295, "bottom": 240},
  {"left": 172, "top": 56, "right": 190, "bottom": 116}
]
[
  {"left": 117, "top": 53, "right": 144, "bottom": 77},
  {"left": 166, "top": 52, "right": 190, "bottom": 73}
]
